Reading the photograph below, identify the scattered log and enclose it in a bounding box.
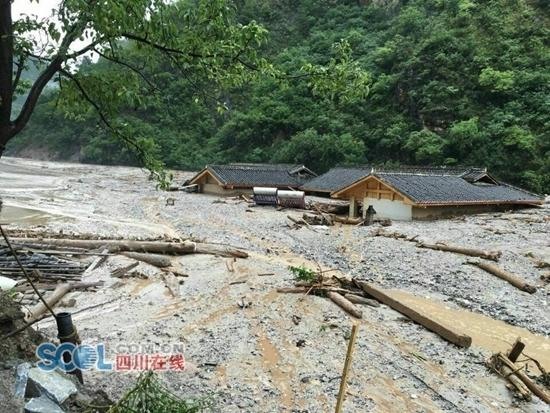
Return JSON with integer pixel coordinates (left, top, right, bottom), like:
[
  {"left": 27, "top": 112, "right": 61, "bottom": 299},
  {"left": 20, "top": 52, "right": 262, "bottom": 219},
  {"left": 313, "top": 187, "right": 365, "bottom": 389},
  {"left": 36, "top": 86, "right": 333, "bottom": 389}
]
[
  {"left": 354, "top": 280, "right": 472, "bottom": 348},
  {"left": 418, "top": 242, "right": 501, "bottom": 261},
  {"left": 120, "top": 252, "right": 172, "bottom": 268},
  {"left": 497, "top": 353, "right": 550, "bottom": 404},
  {"left": 327, "top": 292, "right": 362, "bottom": 319},
  {"left": 468, "top": 261, "right": 536, "bottom": 293},
  {"left": 344, "top": 293, "right": 380, "bottom": 308},
  {"left": 111, "top": 262, "right": 139, "bottom": 278},
  {"left": 10, "top": 238, "right": 249, "bottom": 258},
  {"left": 26, "top": 283, "right": 72, "bottom": 323}
]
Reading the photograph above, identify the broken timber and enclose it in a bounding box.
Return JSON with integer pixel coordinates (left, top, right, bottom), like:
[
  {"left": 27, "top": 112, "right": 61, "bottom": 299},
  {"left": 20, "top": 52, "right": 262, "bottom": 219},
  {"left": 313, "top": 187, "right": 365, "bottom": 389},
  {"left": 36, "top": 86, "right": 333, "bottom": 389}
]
[
  {"left": 327, "top": 292, "right": 362, "bottom": 319},
  {"left": 10, "top": 238, "right": 248, "bottom": 258},
  {"left": 468, "top": 261, "right": 536, "bottom": 294},
  {"left": 491, "top": 352, "right": 550, "bottom": 404},
  {"left": 354, "top": 280, "right": 472, "bottom": 348}
]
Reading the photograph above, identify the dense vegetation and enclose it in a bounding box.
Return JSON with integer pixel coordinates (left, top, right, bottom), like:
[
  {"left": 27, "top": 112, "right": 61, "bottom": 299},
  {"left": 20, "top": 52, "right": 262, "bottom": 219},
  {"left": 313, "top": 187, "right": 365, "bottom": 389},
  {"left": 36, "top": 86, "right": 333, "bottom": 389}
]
[{"left": 8, "top": 0, "right": 550, "bottom": 192}]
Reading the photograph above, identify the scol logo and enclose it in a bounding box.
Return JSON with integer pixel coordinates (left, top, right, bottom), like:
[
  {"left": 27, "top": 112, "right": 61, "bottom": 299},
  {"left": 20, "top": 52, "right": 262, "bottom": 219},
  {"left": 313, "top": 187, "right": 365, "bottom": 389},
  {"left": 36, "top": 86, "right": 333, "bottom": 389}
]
[{"left": 36, "top": 342, "right": 113, "bottom": 372}]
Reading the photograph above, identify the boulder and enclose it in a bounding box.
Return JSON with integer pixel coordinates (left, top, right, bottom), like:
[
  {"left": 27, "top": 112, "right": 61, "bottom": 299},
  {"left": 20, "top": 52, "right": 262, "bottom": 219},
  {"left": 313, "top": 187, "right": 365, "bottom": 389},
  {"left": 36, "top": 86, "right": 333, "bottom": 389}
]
[
  {"left": 25, "top": 395, "right": 65, "bottom": 413},
  {"left": 27, "top": 368, "right": 77, "bottom": 404}
]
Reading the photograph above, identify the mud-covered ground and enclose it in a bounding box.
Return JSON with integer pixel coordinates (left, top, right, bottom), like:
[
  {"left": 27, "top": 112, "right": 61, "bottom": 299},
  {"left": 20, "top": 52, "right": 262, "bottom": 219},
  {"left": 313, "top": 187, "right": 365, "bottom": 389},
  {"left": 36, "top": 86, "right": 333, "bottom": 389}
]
[{"left": 1, "top": 157, "right": 549, "bottom": 413}]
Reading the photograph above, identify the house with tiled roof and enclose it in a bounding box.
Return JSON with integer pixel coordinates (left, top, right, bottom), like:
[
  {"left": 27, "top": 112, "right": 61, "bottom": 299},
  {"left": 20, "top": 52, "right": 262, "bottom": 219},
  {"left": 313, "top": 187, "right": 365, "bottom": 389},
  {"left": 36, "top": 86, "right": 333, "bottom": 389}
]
[
  {"left": 187, "top": 163, "right": 316, "bottom": 195},
  {"left": 300, "top": 166, "right": 373, "bottom": 196},
  {"left": 331, "top": 166, "right": 543, "bottom": 221}
]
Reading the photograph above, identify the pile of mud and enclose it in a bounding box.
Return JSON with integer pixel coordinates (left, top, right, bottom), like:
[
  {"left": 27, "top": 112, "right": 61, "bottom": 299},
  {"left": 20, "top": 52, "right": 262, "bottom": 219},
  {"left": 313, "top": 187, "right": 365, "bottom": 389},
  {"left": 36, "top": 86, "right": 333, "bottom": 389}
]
[{"left": 0, "top": 291, "right": 43, "bottom": 364}]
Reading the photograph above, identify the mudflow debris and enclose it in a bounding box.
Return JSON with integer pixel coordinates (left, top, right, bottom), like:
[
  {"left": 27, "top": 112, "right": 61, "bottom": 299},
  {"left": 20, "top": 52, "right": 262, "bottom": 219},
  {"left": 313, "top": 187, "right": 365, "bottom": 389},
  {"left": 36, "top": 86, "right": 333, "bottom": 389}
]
[{"left": 0, "top": 157, "right": 548, "bottom": 412}]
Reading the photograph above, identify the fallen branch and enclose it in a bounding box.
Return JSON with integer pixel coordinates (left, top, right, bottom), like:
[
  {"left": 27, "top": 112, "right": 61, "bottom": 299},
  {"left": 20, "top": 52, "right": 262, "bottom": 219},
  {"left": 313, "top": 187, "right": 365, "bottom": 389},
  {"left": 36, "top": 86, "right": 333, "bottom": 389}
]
[
  {"left": 354, "top": 280, "right": 472, "bottom": 348},
  {"left": 468, "top": 261, "right": 536, "bottom": 293}
]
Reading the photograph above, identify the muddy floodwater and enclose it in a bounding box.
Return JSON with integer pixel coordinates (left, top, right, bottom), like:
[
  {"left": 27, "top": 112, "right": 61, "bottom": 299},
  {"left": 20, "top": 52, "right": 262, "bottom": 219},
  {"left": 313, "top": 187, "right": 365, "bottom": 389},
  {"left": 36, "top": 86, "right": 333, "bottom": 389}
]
[
  {"left": 388, "top": 290, "right": 550, "bottom": 373},
  {"left": 0, "top": 204, "right": 58, "bottom": 225}
]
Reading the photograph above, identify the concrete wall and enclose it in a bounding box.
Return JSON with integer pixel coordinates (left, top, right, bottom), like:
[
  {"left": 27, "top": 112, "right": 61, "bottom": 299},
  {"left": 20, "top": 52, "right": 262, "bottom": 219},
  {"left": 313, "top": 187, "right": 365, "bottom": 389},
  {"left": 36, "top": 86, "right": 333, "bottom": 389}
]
[
  {"left": 363, "top": 197, "right": 412, "bottom": 221},
  {"left": 412, "top": 204, "right": 511, "bottom": 220}
]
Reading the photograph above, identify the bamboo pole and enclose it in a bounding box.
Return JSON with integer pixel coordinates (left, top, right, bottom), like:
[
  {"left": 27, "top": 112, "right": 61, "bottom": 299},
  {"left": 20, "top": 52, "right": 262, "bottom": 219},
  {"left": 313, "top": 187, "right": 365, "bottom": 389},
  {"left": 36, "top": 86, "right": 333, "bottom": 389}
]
[{"left": 335, "top": 324, "right": 359, "bottom": 413}]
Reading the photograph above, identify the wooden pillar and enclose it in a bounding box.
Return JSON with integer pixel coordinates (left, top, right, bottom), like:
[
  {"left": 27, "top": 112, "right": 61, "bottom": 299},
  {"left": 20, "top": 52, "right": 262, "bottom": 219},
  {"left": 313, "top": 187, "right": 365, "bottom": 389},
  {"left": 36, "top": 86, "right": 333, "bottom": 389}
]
[{"left": 349, "top": 196, "right": 357, "bottom": 218}]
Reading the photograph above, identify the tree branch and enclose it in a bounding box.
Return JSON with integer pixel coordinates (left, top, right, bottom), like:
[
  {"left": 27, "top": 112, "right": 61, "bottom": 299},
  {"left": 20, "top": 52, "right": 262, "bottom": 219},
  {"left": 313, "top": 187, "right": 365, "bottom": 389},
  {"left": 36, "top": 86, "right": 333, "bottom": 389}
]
[
  {"left": 12, "top": 55, "right": 25, "bottom": 91},
  {"left": 121, "top": 33, "right": 212, "bottom": 59},
  {"left": 93, "top": 48, "right": 159, "bottom": 91},
  {"left": 59, "top": 69, "right": 147, "bottom": 162},
  {"left": 12, "top": 19, "right": 86, "bottom": 135},
  {"left": 12, "top": 55, "right": 63, "bottom": 135}
]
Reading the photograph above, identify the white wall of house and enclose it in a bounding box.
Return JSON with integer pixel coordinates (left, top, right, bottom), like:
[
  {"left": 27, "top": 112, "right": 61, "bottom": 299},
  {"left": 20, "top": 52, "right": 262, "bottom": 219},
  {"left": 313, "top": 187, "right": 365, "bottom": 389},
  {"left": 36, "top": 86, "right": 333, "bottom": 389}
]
[{"left": 363, "top": 197, "right": 413, "bottom": 221}]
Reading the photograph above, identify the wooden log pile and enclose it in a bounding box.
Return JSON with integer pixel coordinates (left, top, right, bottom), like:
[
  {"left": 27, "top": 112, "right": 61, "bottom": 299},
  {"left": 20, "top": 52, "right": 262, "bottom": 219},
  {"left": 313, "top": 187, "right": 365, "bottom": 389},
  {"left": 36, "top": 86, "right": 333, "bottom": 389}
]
[
  {"left": 489, "top": 339, "right": 550, "bottom": 404},
  {"left": 0, "top": 246, "right": 87, "bottom": 282},
  {"left": 278, "top": 267, "right": 473, "bottom": 348},
  {"left": 276, "top": 269, "right": 371, "bottom": 319},
  {"left": 289, "top": 212, "right": 364, "bottom": 228}
]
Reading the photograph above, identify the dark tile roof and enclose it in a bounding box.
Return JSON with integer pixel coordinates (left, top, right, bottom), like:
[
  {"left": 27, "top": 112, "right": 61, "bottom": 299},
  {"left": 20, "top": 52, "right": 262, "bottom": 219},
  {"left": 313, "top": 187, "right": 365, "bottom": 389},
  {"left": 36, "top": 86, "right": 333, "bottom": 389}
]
[
  {"left": 199, "top": 163, "right": 316, "bottom": 188},
  {"left": 375, "top": 172, "right": 542, "bottom": 205},
  {"left": 300, "top": 166, "right": 373, "bottom": 193}
]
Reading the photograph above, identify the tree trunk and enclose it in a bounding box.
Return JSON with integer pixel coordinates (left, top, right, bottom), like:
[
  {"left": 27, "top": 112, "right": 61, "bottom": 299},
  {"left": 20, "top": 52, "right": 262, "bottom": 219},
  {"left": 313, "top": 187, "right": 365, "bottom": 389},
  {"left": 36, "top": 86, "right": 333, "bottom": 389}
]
[
  {"left": 11, "top": 237, "right": 249, "bottom": 258},
  {"left": 0, "top": 0, "right": 14, "bottom": 155}
]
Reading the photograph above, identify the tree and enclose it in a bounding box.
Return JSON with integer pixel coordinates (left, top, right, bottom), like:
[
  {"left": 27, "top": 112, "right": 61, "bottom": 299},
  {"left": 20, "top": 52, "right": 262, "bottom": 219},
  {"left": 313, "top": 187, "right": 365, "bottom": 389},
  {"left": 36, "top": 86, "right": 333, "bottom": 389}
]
[
  {"left": 1, "top": 0, "right": 370, "bottom": 183},
  {"left": 0, "top": 0, "right": 270, "bottom": 174}
]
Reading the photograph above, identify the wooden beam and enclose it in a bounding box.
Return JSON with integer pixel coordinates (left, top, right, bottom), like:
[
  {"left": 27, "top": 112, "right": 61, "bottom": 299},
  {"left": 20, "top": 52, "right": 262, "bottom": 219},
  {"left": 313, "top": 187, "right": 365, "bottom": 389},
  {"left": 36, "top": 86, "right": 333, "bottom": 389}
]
[{"left": 354, "top": 280, "right": 472, "bottom": 348}]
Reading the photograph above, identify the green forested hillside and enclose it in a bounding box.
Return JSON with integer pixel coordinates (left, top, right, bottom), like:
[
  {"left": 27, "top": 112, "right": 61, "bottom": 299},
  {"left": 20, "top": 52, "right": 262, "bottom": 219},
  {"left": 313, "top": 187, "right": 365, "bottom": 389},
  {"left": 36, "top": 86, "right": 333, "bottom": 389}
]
[{"left": 8, "top": 0, "right": 550, "bottom": 192}]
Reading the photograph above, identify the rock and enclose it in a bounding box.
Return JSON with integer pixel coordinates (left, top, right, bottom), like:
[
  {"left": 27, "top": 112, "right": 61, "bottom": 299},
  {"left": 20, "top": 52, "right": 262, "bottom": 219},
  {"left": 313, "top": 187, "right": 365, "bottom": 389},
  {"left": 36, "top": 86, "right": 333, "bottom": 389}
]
[
  {"left": 24, "top": 395, "right": 65, "bottom": 413},
  {"left": 14, "top": 362, "right": 31, "bottom": 398},
  {"left": 0, "top": 276, "right": 17, "bottom": 291},
  {"left": 27, "top": 368, "right": 77, "bottom": 404}
]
